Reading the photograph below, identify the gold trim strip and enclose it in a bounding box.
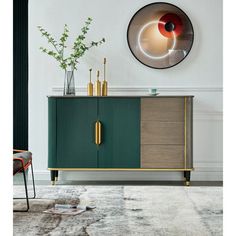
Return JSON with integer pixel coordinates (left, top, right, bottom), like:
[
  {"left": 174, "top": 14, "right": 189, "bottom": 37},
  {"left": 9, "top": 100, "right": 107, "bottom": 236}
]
[
  {"left": 48, "top": 168, "right": 194, "bottom": 171},
  {"left": 184, "top": 97, "right": 187, "bottom": 169}
]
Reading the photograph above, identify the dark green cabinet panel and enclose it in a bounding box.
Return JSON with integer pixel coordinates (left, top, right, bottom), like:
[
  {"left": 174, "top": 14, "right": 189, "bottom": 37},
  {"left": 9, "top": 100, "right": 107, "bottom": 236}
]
[
  {"left": 56, "top": 98, "right": 98, "bottom": 168},
  {"left": 48, "top": 98, "right": 57, "bottom": 168},
  {"left": 98, "top": 98, "right": 140, "bottom": 168},
  {"left": 48, "top": 97, "right": 140, "bottom": 169}
]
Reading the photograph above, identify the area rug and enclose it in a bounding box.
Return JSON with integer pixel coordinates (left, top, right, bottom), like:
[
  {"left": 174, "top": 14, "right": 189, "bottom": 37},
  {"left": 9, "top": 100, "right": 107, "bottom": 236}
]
[{"left": 13, "top": 185, "right": 223, "bottom": 236}]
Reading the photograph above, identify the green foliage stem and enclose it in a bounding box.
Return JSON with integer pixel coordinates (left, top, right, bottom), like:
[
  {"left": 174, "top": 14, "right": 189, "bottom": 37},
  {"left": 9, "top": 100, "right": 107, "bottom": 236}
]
[{"left": 38, "top": 17, "right": 105, "bottom": 71}]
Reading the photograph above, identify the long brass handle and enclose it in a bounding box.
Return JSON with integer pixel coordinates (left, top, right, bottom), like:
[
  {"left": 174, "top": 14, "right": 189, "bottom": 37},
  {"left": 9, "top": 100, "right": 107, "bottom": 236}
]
[{"left": 95, "top": 121, "right": 102, "bottom": 145}]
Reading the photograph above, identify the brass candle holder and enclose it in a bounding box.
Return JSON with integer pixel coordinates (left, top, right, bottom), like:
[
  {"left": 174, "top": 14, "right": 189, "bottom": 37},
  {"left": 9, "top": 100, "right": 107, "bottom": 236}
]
[
  {"left": 102, "top": 58, "right": 108, "bottom": 96},
  {"left": 87, "top": 68, "right": 93, "bottom": 96},
  {"left": 95, "top": 70, "right": 101, "bottom": 96}
]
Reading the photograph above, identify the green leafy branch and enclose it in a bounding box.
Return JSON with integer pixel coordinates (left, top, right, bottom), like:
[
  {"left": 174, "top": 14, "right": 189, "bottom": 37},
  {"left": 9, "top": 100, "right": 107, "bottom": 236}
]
[{"left": 38, "top": 17, "right": 105, "bottom": 71}]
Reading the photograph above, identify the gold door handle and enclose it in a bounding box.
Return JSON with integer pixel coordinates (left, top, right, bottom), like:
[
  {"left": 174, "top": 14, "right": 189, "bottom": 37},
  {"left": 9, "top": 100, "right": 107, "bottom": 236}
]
[{"left": 95, "top": 121, "right": 102, "bottom": 145}]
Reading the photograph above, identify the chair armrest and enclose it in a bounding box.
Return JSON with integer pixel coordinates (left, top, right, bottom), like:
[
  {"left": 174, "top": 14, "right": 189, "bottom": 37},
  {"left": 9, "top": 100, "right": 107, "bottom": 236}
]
[{"left": 13, "top": 149, "right": 28, "bottom": 153}]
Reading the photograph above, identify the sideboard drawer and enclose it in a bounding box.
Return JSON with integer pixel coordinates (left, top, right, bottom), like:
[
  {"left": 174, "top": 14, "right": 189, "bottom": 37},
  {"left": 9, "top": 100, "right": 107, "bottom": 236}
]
[
  {"left": 141, "top": 145, "right": 184, "bottom": 168},
  {"left": 141, "top": 98, "right": 184, "bottom": 122},
  {"left": 141, "top": 121, "right": 184, "bottom": 144}
]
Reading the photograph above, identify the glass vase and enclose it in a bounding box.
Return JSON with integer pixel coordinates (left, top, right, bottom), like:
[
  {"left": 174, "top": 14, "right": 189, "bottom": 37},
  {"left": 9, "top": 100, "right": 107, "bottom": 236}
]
[{"left": 64, "top": 70, "right": 75, "bottom": 96}]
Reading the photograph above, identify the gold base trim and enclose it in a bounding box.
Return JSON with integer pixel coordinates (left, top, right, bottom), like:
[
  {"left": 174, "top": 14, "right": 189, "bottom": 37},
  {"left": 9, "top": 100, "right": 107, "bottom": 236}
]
[
  {"left": 55, "top": 177, "right": 58, "bottom": 181},
  {"left": 48, "top": 168, "right": 194, "bottom": 171},
  {"left": 51, "top": 181, "right": 56, "bottom": 185}
]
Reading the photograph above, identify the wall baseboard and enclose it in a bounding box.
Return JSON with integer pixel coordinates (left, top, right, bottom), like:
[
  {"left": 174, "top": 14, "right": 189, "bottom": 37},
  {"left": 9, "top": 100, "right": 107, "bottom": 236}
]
[
  {"left": 30, "top": 162, "right": 223, "bottom": 181},
  {"left": 30, "top": 171, "right": 223, "bottom": 182}
]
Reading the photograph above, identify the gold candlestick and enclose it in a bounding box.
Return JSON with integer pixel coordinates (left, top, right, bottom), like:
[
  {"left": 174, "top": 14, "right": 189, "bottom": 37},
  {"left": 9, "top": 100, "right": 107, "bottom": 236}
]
[
  {"left": 104, "top": 58, "right": 106, "bottom": 81},
  {"left": 102, "top": 58, "right": 108, "bottom": 96},
  {"left": 95, "top": 70, "right": 101, "bottom": 96},
  {"left": 102, "top": 80, "right": 107, "bottom": 96},
  {"left": 87, "top": 68, "right": 93, "bottom": 96}
]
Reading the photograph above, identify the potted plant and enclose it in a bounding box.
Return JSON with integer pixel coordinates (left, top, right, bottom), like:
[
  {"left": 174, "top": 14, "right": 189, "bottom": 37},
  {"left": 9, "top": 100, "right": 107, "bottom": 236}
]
[{"left": 38, "top": 17, "right": 105, "bottom": 95}]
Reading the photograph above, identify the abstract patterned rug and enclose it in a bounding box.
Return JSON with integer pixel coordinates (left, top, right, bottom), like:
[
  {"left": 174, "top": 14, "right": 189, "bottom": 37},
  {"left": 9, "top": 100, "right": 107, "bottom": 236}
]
[{"left": 13, "top": 185, "right": 223, "bottom": 236}]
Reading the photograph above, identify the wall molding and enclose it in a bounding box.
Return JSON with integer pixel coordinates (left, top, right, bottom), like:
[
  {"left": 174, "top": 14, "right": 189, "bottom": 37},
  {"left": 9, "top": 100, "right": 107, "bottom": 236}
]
[
  {"left": 51, "top": 86, "right": 223, "bottom": 121},
  {"left": 52, "top": 86, "right": 223, "bottom": 93},
  {"left": 194, "top": 112, "right": 223, "bottom": 121}
]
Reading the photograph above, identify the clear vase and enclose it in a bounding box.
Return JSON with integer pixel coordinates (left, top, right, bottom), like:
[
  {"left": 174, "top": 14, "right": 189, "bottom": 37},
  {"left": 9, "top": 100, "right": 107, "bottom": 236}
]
[{"left": 64, "top": 70, "right": 75, "bottom": 96}]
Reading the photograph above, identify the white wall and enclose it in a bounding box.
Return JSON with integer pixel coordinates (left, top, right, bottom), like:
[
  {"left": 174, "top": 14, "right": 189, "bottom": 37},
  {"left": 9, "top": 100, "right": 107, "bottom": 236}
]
[{"left": 29, "top": 0, "right": 223, "bottom": 181}]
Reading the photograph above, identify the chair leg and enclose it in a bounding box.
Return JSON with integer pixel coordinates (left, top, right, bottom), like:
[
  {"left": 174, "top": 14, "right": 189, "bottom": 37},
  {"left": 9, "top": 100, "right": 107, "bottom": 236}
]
[
  {"left": 13, "top": 162, "right": 36, "bottom": 212},
  {"left": 14, "top": 163, "right": 36, "bottom": 199},
  {"left": 14, "top": 168, "right": 29, "bottom": 212},
  {"left": 31, "top": 162, "right": 36, "bottom": 199}
]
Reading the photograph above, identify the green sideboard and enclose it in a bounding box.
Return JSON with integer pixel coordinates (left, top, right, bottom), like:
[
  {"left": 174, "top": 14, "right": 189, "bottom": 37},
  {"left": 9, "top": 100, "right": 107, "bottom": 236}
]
[{"left": 48, "top": 96, "right": 193, "bottom": 185}]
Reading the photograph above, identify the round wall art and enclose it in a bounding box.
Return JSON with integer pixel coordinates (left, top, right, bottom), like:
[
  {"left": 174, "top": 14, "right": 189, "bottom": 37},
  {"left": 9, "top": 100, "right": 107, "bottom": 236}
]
[{"left": 127, "top": 2, "right": 194, "bottom": 69}]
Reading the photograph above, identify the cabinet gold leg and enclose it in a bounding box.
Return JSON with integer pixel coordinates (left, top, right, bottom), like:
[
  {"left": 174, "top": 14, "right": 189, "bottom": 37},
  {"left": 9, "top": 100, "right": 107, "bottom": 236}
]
[
  {"left": 185, "top": 171, "right": 191, "bottom": 186},
  {"left": 55, "top": 177, "right": 58, "bottom": 181},
  {"left": 185, "top": 181, "right": 190, "bottom": 187},
  {"left": 51, "top": 181, "right": 56, "bottom": 185}
]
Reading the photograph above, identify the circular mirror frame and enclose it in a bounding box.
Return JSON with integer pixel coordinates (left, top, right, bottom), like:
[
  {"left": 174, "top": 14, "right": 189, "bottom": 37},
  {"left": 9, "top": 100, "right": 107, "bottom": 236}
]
[{"left": 127, "top": 2, "right": 194, "bottom": 69}]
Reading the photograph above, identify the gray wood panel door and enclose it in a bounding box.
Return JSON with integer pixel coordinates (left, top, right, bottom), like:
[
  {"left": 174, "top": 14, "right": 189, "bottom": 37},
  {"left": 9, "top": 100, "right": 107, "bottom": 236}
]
[{"left": 141, "top": 97, "right": 193, "bottom": 169}]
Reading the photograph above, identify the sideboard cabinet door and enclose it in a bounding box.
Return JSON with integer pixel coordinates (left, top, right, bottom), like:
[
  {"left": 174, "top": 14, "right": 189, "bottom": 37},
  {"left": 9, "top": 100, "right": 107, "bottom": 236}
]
[
  {"left": 98, "top": 98, "right": 140, "bottom": 168},
  {"left": 54, "top": 98, "right": 98, "bottom": 168}
]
